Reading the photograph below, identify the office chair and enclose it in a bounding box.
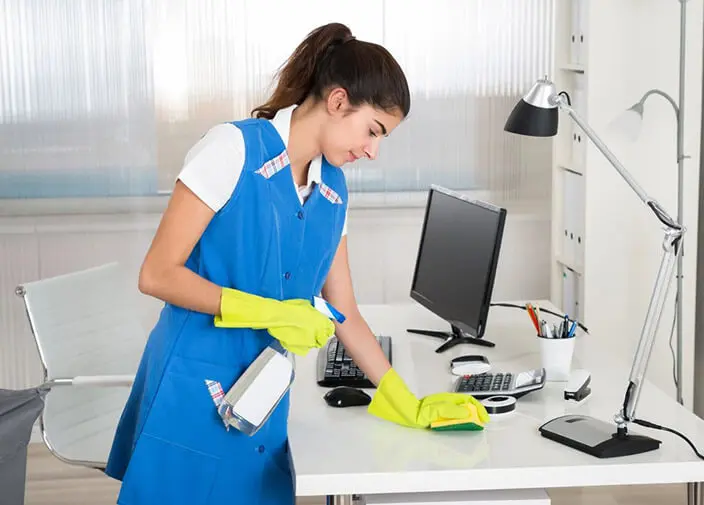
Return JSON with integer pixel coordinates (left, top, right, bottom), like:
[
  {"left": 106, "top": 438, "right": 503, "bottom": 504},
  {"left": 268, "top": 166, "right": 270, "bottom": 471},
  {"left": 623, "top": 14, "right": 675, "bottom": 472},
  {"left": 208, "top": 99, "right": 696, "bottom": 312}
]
[{"left": 16, "top": 262, "right": 146, "bottom": 470}]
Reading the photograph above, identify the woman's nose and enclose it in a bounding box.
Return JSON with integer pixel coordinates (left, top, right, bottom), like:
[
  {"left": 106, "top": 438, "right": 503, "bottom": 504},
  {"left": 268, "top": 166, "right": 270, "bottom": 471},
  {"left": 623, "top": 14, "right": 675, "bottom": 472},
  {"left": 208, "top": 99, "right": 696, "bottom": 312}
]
[{"left": 364, "top": 138, "right": 380, "bottom": 160}]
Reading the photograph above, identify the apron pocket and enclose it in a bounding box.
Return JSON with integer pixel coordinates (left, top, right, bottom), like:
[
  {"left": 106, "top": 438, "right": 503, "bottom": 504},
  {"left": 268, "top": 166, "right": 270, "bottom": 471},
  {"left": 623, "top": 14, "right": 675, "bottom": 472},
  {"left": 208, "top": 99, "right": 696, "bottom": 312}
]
[
  {"left": 118, "top": 433, "right": 220, "bottom": 505},
  {"left": 141, "top": 357, "right": 241, "bottom": 450}
]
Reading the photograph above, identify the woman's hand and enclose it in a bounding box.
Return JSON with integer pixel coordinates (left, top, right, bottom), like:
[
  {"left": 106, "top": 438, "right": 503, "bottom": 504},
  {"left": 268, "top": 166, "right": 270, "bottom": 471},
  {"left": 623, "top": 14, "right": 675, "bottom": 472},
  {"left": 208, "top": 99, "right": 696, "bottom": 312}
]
[
  {"left": 367, "top": 368, "right": 489, "bottom": 429},
  {"left": 215, "top": 291, "right": 335, "bottom": 355}
]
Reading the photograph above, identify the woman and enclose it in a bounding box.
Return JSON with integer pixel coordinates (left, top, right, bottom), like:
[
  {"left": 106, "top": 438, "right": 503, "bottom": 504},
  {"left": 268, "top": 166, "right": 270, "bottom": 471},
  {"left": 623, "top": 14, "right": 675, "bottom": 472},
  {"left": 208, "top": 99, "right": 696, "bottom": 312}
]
[{"left": 105, "top": 22, "right": 487, "bottom": 505}]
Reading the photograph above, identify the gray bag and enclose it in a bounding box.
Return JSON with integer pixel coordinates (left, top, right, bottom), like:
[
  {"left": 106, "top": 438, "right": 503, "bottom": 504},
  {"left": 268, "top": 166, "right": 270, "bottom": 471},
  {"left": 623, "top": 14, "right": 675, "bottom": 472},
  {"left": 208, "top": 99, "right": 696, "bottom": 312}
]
[{"left": 0, "top": 388, "right": 46, "bottom": 505}]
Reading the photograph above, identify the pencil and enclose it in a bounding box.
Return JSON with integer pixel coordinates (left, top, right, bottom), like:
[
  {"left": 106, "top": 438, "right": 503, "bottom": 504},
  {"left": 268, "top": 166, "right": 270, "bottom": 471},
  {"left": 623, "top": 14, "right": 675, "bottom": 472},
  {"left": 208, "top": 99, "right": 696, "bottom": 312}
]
[{"left": 526, "top": 303, "right": 541, "bottom": 334}]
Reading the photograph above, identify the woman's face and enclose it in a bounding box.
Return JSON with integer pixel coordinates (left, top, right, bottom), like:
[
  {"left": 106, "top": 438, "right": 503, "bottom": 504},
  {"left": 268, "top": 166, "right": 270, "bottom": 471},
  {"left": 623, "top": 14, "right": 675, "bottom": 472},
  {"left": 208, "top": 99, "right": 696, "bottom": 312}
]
[{"left": 320, "top": 88, "right": 404, "bottom": 167}]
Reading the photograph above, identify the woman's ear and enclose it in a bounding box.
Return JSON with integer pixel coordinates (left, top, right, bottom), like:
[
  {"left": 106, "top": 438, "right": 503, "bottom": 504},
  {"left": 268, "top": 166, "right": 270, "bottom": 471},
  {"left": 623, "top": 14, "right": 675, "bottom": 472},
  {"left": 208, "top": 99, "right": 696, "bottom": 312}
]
[{"left": 326, "top": 87, "right": 350, "bottom": 115}]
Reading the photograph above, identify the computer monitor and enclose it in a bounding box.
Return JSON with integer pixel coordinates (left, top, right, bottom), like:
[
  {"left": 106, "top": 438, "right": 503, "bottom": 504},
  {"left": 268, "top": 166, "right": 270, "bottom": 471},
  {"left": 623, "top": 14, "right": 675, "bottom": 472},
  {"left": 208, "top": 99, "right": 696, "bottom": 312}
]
[{"left": 409, "top": 185, "right": 507, "bottom": 353}]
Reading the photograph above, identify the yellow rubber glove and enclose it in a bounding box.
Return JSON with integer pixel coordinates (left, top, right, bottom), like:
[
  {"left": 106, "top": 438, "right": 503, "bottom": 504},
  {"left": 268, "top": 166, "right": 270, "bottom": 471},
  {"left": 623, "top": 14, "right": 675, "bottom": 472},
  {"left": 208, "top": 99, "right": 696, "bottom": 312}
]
[
  {"left": 367, "top": 368, "right": 490, "bottom": 429},
  {"left": 267, "top": 300, "right": 334, "bottom": 355},
  {"left": 214, "top": 288, "right": 335, "bottom": 356}
]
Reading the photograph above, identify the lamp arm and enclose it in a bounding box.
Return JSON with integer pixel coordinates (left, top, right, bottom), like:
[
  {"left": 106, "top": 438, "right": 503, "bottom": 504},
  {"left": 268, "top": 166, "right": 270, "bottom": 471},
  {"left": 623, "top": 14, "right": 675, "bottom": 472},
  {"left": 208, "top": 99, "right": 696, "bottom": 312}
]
[
  {"left": 617, "top": 229, "right": 681, "bottom": 427},
  {"left": 640, "top": 89, "right": 680, "bottom": 121},
  {"left": 553, "top": 96, "right": 681, "bottom": 231},
  {"left": 552, "top": 95, "right": 684, "bottom": 430}
]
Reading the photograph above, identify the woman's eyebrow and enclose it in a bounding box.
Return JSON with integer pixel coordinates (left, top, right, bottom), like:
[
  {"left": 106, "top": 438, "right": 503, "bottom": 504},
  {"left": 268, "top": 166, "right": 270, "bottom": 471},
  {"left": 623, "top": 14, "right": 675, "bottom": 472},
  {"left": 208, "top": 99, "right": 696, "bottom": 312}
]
[{"left": 374, "top": 119, "right": 388, "bottom": 136}]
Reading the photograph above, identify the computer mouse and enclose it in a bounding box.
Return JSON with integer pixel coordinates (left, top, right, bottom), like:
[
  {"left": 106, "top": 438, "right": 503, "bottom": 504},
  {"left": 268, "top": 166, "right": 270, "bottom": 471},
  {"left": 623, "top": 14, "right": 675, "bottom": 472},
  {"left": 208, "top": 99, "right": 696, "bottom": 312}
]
[
  {"left": 450, "top": 355, "right": 491, "bottom": 376},
  {"left": 323, "top": 386, "right": 372, "bottom": 408}
]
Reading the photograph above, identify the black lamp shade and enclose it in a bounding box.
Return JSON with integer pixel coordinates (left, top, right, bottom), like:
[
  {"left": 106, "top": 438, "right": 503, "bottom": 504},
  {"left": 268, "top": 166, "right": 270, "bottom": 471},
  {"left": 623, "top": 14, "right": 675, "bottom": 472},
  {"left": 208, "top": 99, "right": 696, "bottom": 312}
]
[{"left": 504, "top": 99, "right": 559, "bottom": 137}]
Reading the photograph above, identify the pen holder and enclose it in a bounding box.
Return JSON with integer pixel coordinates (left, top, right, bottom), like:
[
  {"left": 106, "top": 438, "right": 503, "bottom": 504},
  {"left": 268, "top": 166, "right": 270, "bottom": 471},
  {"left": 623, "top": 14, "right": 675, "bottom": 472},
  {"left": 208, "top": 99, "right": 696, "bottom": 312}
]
[{"left": 538, "top": 335, "right": 575, "bottom": 382}]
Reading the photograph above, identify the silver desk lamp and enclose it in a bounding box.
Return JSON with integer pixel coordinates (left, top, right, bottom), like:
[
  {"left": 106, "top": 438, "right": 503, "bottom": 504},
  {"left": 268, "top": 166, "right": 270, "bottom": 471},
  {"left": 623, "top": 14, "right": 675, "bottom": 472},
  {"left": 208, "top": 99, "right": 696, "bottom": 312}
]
[{"left": 504, "top": 77, "right": 684, "bottom": 458}]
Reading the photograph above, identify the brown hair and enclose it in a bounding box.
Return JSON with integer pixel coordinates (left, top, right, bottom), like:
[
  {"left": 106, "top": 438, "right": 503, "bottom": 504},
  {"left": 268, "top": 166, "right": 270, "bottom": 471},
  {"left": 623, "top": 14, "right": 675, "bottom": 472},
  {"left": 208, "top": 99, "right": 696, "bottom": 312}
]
[{"left": 252, "top": 23, "right": 410, "bottom": 120}]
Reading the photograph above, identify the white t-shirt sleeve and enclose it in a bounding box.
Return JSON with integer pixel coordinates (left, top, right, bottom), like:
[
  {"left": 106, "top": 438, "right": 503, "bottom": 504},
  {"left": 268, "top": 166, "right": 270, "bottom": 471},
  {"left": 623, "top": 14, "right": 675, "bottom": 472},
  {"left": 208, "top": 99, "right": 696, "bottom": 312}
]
[
  {"left": 177, "top": 123, "right": 245, "bottom": 213},
  {"left": 342, "top": 208, "right": 348, "bottom": 237}
]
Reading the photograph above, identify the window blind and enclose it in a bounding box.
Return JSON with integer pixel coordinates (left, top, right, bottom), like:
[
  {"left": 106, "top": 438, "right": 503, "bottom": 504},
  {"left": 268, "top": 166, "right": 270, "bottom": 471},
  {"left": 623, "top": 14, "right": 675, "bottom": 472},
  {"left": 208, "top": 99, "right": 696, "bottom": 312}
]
[{"left": 0, "top": 0, "right": 553, "bottom": 205}]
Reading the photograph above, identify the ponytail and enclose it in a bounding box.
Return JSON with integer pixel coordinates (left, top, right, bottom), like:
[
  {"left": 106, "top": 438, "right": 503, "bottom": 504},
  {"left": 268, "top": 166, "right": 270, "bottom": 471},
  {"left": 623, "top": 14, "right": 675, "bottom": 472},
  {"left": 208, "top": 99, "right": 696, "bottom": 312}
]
[{"left": 252, "top": 22, "right": 410, "bottom": 120}]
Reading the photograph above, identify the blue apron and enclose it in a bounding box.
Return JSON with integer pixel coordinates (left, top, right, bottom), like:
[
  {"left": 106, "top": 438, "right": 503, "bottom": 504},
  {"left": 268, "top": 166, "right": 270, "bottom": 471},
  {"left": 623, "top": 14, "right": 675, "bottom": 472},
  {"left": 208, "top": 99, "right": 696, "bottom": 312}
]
[{"left": 105, "top": 117, "right": 348, "bottom": 505}]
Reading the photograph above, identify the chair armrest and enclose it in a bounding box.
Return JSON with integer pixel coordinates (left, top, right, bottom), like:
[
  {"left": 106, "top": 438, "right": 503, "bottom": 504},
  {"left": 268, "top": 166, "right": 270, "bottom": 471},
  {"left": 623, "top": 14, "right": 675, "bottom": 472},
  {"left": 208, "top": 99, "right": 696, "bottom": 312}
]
[
  {"left": 41, "top": 375, "right": 135, "bottom": 388},
  {"left": 73, "top": 375, "right": 134, "bottom": 387}
]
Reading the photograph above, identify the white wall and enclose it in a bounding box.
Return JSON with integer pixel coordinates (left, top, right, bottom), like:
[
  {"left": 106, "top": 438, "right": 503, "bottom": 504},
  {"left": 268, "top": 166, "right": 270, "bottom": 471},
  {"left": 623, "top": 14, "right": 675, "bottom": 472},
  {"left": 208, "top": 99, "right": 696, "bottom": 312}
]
[
  {"left": 582, "top": 0, "right": 702, "bottom": 403},
  {"left": 0, "top": 205, "right": 550, "bottom": 390}
]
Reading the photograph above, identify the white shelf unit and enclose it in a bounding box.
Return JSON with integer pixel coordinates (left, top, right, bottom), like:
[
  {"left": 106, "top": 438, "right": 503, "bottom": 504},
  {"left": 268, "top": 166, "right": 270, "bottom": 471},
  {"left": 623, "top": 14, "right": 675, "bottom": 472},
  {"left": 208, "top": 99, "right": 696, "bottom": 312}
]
[
  {"left": 550, "top": 0, "right": 588, "bottom": 322},
  {"left": 547, "top": 0, "right": 702, "bottom": 403}
]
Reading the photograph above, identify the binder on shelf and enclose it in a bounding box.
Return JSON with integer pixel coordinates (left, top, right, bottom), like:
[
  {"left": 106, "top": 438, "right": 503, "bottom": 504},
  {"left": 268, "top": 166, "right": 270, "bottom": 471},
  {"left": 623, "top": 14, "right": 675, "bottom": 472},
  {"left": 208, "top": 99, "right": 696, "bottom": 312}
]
[
  {"left": 570, "top": 74, "right": 587, "bottom": 172},
  {"left": 571, "top": 124, "right": 584, "bottom": 172},
  {"left": 561, "top": 265, "right": 580, "bottom": 321},
  {"left": 561, "top": 171, "right": 575, "bottom": 263},
  {"left": 562, "top": 169, "right": 585, "bottom": 267},
  {"left": 570, "top": 0, "right": 588, "bottom": 66},
  {"left": 575, "top": 173, "right": 585, "bottom": 266},
  {"left": 570, "top": 0, "right": 581, "bottom": 65},
  {"left": 580, "top": 0, "right": 588, "bottom": 64}
]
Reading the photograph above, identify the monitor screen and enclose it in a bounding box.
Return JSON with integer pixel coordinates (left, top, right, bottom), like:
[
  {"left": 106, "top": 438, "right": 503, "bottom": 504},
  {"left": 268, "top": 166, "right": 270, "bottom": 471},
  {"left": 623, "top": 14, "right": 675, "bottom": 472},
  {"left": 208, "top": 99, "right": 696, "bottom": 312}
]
[{"left": 410, "top": 186, "right": 506, "bottom": 339}]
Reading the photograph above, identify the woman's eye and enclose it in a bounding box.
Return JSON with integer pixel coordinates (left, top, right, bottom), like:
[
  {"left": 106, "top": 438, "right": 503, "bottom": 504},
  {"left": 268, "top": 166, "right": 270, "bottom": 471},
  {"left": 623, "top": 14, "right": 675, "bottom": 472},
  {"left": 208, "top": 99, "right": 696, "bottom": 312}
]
[{"left": 369, "top": 129, "right": 377, "bottom": 137}]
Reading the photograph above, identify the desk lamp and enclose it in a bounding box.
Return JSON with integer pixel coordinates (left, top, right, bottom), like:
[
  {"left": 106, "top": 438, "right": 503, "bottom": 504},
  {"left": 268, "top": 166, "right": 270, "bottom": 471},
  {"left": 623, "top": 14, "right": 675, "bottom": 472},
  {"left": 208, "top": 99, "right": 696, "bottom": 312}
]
[{"left": 504, "top": 77, "right": 684, "bottom": 458}]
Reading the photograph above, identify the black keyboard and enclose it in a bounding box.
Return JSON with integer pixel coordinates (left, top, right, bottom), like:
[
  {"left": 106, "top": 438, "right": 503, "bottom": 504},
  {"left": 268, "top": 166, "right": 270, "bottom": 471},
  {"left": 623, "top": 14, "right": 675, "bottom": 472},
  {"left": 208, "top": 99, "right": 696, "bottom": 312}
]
[{"left": 316, "top": 335, "right": 392, "bottom": 388}]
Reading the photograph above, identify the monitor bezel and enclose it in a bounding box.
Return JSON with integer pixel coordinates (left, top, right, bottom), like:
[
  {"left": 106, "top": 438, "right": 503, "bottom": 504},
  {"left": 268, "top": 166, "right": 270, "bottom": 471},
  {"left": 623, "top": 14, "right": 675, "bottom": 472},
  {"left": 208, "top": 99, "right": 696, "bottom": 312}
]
[{"left": 409, "top": 184, "right": 507, "bottom": 339}]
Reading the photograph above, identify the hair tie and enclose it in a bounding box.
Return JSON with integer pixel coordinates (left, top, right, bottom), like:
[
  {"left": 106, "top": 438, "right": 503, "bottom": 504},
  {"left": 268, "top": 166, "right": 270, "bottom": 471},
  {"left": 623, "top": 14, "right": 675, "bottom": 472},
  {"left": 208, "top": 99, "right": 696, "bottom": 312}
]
[
  {"left": 315, "top": 33, "right": 355, "bottom": 80},
  {"left": 319, "top": 34, "right": 354, "bottom": 67},
  {"left": 331, "top": 34, "right": 355, "bottom": 50}
]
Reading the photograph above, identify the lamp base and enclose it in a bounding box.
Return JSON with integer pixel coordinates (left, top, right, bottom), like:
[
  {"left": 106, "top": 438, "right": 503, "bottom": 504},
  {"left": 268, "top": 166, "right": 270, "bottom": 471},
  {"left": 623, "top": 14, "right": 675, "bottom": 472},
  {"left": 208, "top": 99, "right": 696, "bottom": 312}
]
[{"left": 539, "top": 414, "right": 661, "bottom": 458}]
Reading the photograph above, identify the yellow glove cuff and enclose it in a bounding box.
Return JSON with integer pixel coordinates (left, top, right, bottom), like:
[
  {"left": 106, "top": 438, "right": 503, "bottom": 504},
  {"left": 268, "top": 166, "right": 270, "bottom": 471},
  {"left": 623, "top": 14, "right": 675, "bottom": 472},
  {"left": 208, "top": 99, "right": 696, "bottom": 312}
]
[{"left": 214, "top": 287, "right": 278, "bottom": 329}]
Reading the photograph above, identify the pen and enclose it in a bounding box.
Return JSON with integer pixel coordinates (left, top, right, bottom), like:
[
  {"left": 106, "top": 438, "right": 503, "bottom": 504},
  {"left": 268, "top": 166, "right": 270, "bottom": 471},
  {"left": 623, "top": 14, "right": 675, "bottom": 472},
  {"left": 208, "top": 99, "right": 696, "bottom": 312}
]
[
  {"left": 544, "top": 321, "right": 553, "bottom": 339},
  {"left": 562, "top": 315, "right": 570, "bottom": 338},
  {"left": 568, "top": 320, "right": 577, "bottom": 337}
]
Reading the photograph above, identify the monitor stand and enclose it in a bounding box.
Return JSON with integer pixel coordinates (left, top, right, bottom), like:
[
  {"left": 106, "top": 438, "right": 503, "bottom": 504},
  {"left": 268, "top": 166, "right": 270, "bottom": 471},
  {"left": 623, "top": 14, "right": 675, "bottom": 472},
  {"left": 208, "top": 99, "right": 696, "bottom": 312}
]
[{"left": 406, "top": 325, "right": 495, "bottom": 353}]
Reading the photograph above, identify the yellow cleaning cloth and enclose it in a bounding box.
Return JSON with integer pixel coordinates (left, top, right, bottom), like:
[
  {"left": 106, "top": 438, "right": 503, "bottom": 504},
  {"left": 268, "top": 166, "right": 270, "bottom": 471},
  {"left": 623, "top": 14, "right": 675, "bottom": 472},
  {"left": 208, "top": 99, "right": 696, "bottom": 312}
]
[{"left": 430, "top": 403, "right": 485, "bottom": 431}]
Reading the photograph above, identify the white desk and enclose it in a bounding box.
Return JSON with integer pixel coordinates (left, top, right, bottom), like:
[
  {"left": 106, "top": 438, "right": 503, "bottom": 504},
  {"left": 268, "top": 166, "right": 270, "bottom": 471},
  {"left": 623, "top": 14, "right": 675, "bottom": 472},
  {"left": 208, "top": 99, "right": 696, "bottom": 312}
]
[{"left": 288, "top": 302, "right": 704, "bottom": 503}]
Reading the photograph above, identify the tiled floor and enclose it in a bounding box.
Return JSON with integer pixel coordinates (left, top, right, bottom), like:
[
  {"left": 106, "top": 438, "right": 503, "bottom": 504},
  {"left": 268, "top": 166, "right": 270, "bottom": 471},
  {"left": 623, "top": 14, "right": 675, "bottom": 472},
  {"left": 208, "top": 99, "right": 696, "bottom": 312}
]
[{"left": 24, "top": 443, "right": 688, "bottom": 505}]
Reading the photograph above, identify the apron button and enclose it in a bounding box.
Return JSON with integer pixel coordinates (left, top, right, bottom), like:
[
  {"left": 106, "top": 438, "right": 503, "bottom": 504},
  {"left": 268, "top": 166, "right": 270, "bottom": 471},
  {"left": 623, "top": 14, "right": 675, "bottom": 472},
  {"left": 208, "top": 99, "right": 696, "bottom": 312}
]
[
  {"left": 297, "top": 210, "right": 304, "bottom": 220},
  {"left": 284, "top": 272, "right": 291, "bottom": 280},
  {"left": 258, "top": 445, "right": 265, "bottom": 453}
]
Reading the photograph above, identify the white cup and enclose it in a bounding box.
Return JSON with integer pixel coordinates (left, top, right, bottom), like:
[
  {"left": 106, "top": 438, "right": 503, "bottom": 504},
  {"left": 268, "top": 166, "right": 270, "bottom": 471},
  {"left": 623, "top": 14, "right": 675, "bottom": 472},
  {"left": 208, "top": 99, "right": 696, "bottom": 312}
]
[{"left": 538, "top": 335, "right": 575, "bottom": 382}]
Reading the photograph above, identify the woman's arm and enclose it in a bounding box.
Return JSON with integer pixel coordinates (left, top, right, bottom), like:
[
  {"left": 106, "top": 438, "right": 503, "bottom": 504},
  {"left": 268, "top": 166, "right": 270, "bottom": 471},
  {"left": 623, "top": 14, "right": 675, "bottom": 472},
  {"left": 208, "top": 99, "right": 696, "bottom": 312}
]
[
  {"left": 321, "top": 236, "right": 391, "bottom": 386},
  {"left": 138, "top": 181, "right": 224, "bottom": 315}
]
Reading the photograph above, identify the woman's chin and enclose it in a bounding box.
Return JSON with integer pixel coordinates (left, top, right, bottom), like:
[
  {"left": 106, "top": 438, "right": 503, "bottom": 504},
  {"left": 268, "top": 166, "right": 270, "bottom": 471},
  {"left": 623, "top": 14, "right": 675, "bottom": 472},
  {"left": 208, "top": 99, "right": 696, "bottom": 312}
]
[{"left": 330, "top": 155, "right": 350, "bottom": 167}]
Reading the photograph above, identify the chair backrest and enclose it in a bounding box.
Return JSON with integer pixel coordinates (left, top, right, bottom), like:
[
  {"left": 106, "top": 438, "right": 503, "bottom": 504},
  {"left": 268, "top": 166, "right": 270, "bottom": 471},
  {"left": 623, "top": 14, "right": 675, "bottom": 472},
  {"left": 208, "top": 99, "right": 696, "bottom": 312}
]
[{"left": 16, "top": 262, "right": 149, "bottom": 468}]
